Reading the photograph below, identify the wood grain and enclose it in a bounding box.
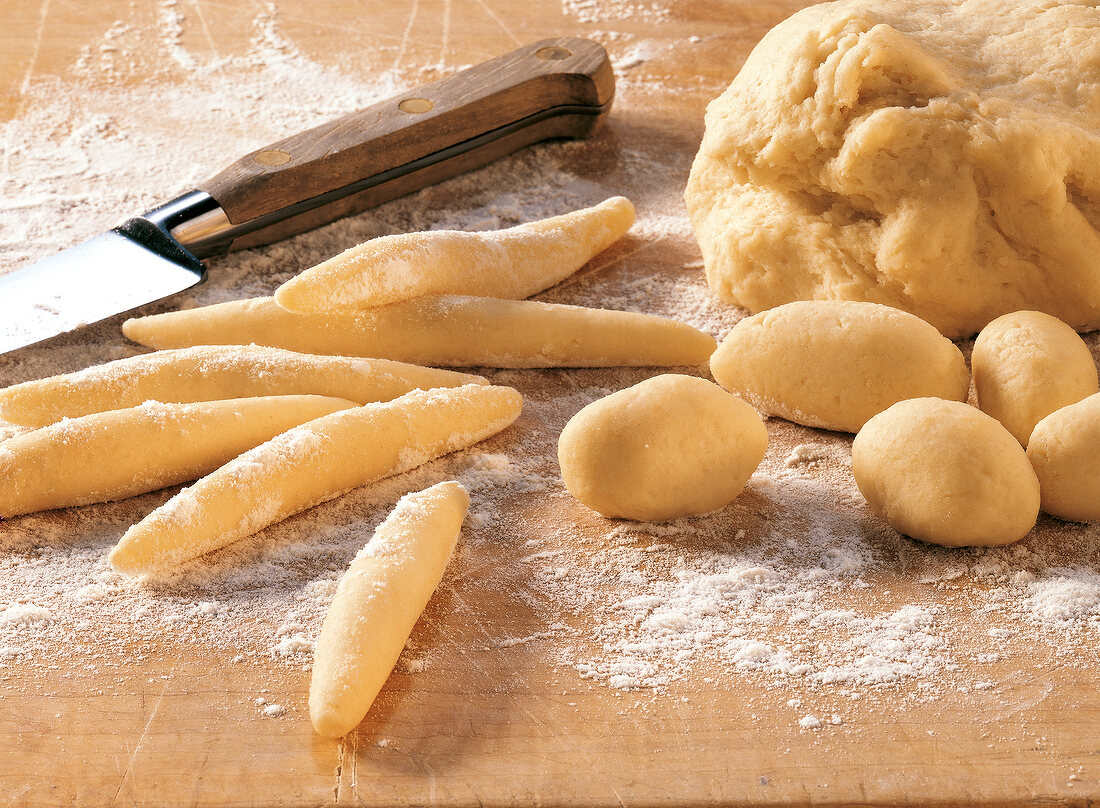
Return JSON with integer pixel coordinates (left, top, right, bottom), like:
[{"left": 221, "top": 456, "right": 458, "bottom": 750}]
[{"left": 1, "top": 1, "right": 1098, "bottom": 807}]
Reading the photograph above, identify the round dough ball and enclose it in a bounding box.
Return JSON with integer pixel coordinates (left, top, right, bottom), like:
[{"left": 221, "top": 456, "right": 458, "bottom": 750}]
[
  {"left": 973, "top": 310, "right": 1099, "bottom": 445},
  {"left": 557, "top": 374, "right": 767, "bottom": 521},
  {"left": 1026, "top": 393, "right": 1100, "bottom": 522},
  {"left": 710, "top": 300, "right": 969, "bottom": 433},
  {"left": 852, "top": 398, "right": 1039, "bottom": 547},
  {"left": 685, "top": 0, "right": 1100, "bottom": 338}
]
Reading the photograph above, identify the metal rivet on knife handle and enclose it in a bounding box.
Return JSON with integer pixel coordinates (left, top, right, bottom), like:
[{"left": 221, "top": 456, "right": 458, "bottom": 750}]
[
  {"left": 398, "top": 98, "right": 435, "bottom": 114},
  {"left": 536, "top": 46, "right": 571, "bottom": 60},
  {"left": 253, "top": 150, "right": 292, "bottom": 167}
]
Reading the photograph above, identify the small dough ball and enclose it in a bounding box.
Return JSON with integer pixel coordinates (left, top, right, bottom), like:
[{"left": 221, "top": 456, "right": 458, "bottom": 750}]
[
  {"left": 685, "top": 0, "right": 1100, "bottom": 337},
  {"left": 852, "top": 398, "right": 1039, "bottom": 547},
  {"left": 710, "top": 300, "right": 970, "bottom": 433},
  {"left": 973, "top": 311, "right": 1099, "bottom": 445},
  {"left": 1026, "top": 393, "right": 1100, "bottom": 522},
  {"left": 558, "top": 374, "right": 767, "bottom": 521}
]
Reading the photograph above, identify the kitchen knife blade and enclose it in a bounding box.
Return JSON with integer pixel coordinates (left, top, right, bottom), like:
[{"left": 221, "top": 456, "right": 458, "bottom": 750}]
[{"left": 0, "top": 37, "right": 614, "bottom": 354}]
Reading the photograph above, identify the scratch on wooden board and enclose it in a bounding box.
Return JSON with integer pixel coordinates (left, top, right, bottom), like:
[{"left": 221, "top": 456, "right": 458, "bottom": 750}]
[
  {"left": 110, "top": 674, "right": 173, "bottom": 805},
  {"left": 403, "top": 748, "right": 439, "bottom": 805},
  {"left": 391, "top": 0, "right": 420, "bottom": 74},
  {"left": 982, "top": 665, "right": 1061, "bottom": 722},
  {"left": 4, "top": 0, "right": 51, "bottom": 176},
  {"left": 332, "top": 740, "right": 344, "bottom": 804},
  {"left": 435, "top": 587, "right": 554, "bottom": 732},
  {"left": 471, "top": 0, "right": 522, "bottom": 47},
  {"left": 609, "top": 784, "right": 628, "bottom": 808},
  {"left": 552, "top": 238, "right": 665, "bottom": 295},
  {"left": 348, "top": 731, "right": 359, "bottom": 798},
  {"left": 16, "top": 0, "right": 51, "bottom": 109},
  {"left": 438, "top": 0, "right": 452, "bottom": 67},
  {"left": 189, "top": 0, "right": 220, "bottom": 60}
]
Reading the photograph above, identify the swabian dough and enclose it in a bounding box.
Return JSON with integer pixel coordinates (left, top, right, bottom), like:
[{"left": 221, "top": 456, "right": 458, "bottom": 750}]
[
  {"left": 0, "top": 345, "right": 484, "bottom": 428},
  {"left": 309, "top": 481, "right": 469, "bottom": 738},
  {"left": 276, "top": 197, "right": 635, "bottom": 313},
  {"left": 852, "top": 398, "right": 1039, "bottom": 547},
  {"left": 121, "top": 295, "right": 716, "bottom": 368},
  {"left": 558, "top": 374, "right": 767, "bottom": 521},
  {"left": 1026, "top": 393, "right": 1100, "bottom": 522},
  {"left": 685, "top": 0, "right": 1100, "bottom": 338},
  {"left": 0, "top": 395, "right": 355, "bottom": 517},
  {"left": 972, "top": 311, "right": 1099, "bottom": 445},
  {"left": 710, "top": 300, "right": 969, "bottom": 433},
  {"left": 107, "top": 384, "right": 521, "bottom": 574}
]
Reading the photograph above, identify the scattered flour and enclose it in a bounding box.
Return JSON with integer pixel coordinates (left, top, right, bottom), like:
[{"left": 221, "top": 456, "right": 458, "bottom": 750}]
[
  {"left": 262, "top": 703, "right": 287, "bottom": 718},
  {"left": 0, "top": 1, "right": 1097, "bottom": 732},
  {"left": 0, "top": 604, "right": 55, "bottom": 627}
]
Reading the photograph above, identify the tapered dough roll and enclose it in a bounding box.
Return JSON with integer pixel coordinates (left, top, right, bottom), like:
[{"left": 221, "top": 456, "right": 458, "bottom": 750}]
[
  {"left": 276, "top": 197, "right": 635, "bottom": 313},
  {"left": 122, "top": 296, "right": 717, "bottom": 368},
  {"left": 309, "top": 481, "right": 469, "bottom": 738},
  {"left": 0, "top": 395, "right": 356, "bottom": 517},
  {"left": 0, "top": 345, "right": 484, "bottom": 428},
  {"left": 108, "top": 383, "right": 521, "bottom": 574}
]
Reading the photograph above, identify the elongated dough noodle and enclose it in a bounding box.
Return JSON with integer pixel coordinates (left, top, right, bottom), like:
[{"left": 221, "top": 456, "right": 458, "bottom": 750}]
[
  {"left": 122, "top": 295, "right": 716, "bottom": 368},
  {"left": 0, "top": 395, "right": 356, "bottom": 517},
  {"left": 108, "top": 384, "right": 521, "bottom": 574},
  {"left": 275, "top": 197, "right": 635, "bottom": 313},
  {"left": 309, "top": 481, "right": 469, "bottom": 738},
  {"left": 0, "top": 345, "right": 485, "bottom": 428}
]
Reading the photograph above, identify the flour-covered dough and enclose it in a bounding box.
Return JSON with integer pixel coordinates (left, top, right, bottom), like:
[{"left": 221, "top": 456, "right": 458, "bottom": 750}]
[
  {"left": 310, "top": 481, "right": 469, "bottom": 738},
  {"left": 277, "top": 197, "right": 634, "bottom": 313},
  {"left": 122, "top": 296, "right": 715, "bottom": 369},
  {"left": 558, "top": 374, "right": 767, "bottom": 521},
  {"left": 0, "top": 395, "right": 354, "bottom": 517},
  {"left": 686, "top": 0, "right": 1100, "bottom": 338},
  {"left": 108, "top": 384, "right": 521, "bottom": 574},
  {"left": 0, "top": 345, "right": 483, "bottom": 428}
]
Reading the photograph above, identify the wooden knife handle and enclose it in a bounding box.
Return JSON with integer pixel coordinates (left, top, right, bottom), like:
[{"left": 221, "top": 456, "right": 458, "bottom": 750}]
[{"left": 198, "top": 37, "right": 614, "bottom": 253}]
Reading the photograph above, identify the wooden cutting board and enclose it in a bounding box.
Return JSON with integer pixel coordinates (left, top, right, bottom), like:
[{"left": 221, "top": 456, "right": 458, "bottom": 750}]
[{"left": 1, "top": 1, "right": 1098, "bottom": 806}]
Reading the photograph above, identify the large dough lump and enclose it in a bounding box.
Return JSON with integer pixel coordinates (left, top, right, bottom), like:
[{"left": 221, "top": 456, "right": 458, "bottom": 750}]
[
  {"left": 558, "top": 374, "right": 767, "bottom": 521},
  {"left": 710, "top": 300, "right": 969, "bottom": 433},
  {"left": 852, "top": 398, "right": 1039, "bottom": 547},
  {"left": 685, "top": 0, "right": 1100, "bottom": 337}
]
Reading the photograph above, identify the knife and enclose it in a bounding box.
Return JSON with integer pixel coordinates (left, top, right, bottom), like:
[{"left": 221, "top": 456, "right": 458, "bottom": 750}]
[{"left": 0, "top": 37, "right": 614, "bottom": 354}]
